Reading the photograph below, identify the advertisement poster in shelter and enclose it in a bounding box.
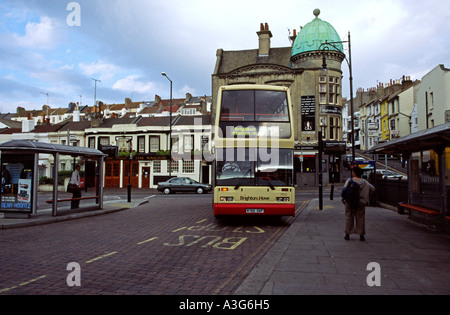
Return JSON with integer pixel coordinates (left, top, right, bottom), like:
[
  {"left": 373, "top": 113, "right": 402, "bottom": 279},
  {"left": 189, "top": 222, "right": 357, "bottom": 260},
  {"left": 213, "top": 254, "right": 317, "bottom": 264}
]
[{"left": 0, "top": 154, "right": 34, "bottom": 213}]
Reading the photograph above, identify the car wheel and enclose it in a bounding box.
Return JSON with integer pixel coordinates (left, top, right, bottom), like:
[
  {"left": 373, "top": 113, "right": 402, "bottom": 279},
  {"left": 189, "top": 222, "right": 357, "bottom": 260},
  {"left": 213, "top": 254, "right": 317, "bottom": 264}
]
[
  {"left": 196, "top": 187, "right": 204, "bottom": 194},
  {"left": 163, "top": 188, "right": 171, "bottom": 195}
]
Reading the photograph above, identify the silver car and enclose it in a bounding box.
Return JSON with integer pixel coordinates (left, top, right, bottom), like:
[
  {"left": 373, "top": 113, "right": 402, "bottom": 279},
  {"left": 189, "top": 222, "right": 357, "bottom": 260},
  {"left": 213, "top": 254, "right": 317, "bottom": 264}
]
[
  {"left": 376, "top": 170, "right": 407, "bottom": 180},
  {"left": 157, "top": 177, "right": 212, "bottom": 195}
]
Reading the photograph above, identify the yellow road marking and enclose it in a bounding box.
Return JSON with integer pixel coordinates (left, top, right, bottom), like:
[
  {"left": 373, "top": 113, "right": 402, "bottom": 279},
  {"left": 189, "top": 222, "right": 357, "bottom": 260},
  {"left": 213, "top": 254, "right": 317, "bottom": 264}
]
[
  {"left": 172, "top": 227, "right": 186, "bottom": 233},
  {"left": 0, "top": 275, "right": 47, "bottom": 294},
  {"left": 313, "top": 205, "right": 335, "bottom": 210},
  {"left": 213, "top": 200, "right": 311, "bottom": 294},
  {"left": 137, "top": 237, "right": 158, "bottom": 245},
  {"left": 85, "top": 251, "right": 118, "bottom": 264}
]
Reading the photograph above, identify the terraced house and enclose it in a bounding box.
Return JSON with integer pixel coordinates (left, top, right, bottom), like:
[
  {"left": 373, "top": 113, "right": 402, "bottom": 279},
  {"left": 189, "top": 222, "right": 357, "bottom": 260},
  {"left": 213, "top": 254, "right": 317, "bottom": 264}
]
[{"left": 0, "top": 95, "right": 212, "bottom": 190}]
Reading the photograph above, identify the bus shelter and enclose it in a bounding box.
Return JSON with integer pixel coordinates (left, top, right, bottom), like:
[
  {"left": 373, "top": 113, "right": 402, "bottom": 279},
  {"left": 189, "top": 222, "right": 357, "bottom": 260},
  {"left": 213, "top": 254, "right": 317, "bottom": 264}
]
[
  {"left": 0, "top": 140, "right": 106, "bottom": 219},
  {"left": 366, "top": 123, "right": 450, "bottom": 227}
]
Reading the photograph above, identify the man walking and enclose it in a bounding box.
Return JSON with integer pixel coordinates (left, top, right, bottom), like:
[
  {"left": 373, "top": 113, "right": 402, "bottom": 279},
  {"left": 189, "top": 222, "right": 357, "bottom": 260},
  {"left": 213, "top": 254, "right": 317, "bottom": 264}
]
[{"left": 342, "top": 166, "right": 375, "bottom": 241}]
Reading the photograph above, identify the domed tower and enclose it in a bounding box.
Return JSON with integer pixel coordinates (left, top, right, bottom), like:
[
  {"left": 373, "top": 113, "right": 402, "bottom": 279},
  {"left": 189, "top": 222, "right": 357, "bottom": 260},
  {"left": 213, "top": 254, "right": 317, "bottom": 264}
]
[
  {"left": 290, "top": 9, "right": 345, "bottom": 145},
  {"left": 292, "top": 9, "right": 344, "bottom": 62}
]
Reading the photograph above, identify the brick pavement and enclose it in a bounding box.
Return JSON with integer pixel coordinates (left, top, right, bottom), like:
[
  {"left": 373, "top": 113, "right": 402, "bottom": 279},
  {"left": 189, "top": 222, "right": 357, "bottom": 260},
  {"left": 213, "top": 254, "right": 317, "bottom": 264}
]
[
  {"left": 0, "top": 193, "right": 293, "bottom": 295},
  {"left": 2, "top": 188, "right": 450, "bottom": 295}
]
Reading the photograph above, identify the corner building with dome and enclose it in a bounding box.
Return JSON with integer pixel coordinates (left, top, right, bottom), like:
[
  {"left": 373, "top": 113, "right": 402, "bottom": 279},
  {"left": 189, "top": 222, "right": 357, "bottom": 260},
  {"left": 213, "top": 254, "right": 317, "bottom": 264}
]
[{"left": 212, "top": 9, "right": 347, "bottom": 187}]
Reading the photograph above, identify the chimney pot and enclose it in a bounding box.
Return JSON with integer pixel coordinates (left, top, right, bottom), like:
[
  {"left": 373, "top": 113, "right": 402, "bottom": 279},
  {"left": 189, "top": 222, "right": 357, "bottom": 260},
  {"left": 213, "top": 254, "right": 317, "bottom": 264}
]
[{"left": 257, "top": 23, "right": 273, "bottom": 57}]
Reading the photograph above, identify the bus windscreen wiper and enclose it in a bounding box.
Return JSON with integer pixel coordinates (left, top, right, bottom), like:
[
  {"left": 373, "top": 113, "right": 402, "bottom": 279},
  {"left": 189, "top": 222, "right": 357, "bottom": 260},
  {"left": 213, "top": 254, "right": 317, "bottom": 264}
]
[
  {"left": 234, "top": 168, "right": 252, "bottom": 190},
  {"left": 257, "top": 171, "right": 275, "bottom": 190}
]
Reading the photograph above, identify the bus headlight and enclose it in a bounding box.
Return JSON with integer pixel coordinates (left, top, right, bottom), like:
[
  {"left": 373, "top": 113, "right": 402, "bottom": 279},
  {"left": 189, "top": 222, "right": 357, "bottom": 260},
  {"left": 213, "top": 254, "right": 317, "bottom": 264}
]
[
  {"left": 276, "top": 197, "right": 290, "bottom": 202},
  {"left": 220, "top": 197, "right": 234, "bottom": 202}
]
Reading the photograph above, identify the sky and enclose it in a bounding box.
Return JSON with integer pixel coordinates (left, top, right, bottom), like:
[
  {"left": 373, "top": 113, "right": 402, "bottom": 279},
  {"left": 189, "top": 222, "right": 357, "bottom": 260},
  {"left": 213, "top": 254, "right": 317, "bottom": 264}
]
[{"left": 0, "top": 0, "right": 449, "bottom": 114}]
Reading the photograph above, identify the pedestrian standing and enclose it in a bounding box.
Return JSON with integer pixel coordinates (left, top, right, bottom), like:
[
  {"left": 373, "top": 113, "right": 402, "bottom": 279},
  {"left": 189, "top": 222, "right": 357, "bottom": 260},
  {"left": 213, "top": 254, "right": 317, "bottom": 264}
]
[
  {"left": 70, "top": 164, "right": 82, "bottom": 209},
  {"left": 343, "top": 166, "right": 375, "bottom": 241}
]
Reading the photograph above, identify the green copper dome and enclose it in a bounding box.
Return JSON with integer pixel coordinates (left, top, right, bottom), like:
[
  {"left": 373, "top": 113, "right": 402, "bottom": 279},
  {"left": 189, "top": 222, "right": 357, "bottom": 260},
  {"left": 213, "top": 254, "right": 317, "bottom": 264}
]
[{"left": 292, "top": 9, "right": 343, "bottom": 56}]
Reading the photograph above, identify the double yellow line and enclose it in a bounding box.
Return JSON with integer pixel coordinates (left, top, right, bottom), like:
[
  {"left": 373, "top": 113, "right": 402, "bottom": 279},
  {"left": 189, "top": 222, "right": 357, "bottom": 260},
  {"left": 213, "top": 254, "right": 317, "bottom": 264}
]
[{"left": 213, "top": 200, "right": 310, "bottom": 295}]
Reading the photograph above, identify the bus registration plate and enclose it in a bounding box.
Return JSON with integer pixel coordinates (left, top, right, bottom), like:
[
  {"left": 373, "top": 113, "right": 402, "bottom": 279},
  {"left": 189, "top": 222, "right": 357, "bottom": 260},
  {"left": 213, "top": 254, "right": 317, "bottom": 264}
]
[{"left": 246, "top": 208, "right": 264, "bottom": 214}]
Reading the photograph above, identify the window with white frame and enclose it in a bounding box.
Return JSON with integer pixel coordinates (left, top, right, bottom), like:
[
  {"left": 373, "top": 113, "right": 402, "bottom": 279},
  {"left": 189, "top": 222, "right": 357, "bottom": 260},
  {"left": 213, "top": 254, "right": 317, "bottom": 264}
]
[
  {"left": 184, "top": 135, "right": 194, "bottom": 153},
  {"left": 320, "top": 94, "right": 326, "bottom": 104},
  {"left": 149, "top": 136, "right": 160, "bottom": 153},
  {"left": 172, "top": 136, "right": 179, "bottom": 153},
  {"left": 170, "top": 160, "right": 179, "bottom": 173},
  {"left": 182, "top": 161, "right": 195, "bottom": 173},
  {"left": 99, "top": 137, "right": 110, "bottom": 147},
  {"left": 88, "top": 137, "right": 95, "bottom": 148},
  {"left": 138, "top": 136, "right": 145, "bottom": 153},
  {"left": 153, "top": 160, "right": 161, "bottom": 173}
]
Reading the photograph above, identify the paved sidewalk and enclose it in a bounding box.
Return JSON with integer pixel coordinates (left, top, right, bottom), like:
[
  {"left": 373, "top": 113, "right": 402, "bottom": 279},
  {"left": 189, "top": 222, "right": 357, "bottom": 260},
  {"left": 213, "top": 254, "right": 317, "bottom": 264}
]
[
  {"left": 235, "top": 198, "right": 450, "bottom": 295},
  {"left": 0, "top": 197, "right": 148, "bottom": 230}
]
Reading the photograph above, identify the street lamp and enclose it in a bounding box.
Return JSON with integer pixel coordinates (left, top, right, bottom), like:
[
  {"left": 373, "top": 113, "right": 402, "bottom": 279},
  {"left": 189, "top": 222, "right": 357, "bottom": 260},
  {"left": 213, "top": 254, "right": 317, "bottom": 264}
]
[
  {"left": 161, "top": 72, "right": 173, "bottom": 177},
  {"left": 319, "top": 31, "right": 355, "bottom": 164},
  {"left": 127, "top": 138, "right": 132, "bottom": 202}
]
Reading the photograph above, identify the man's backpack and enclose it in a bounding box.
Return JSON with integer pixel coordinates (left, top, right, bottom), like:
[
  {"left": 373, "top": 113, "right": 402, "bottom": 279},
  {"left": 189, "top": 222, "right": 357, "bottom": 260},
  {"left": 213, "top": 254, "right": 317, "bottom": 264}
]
[{"left": 341, "top": 178, "right": 360, "bottom": 207}]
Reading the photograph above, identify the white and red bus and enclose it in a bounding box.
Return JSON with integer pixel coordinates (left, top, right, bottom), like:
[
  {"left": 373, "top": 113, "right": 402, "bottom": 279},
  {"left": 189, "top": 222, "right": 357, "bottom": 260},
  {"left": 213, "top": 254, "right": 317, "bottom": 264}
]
[{"left": 213, "top": 85, "right": 295, "bottom": 216}]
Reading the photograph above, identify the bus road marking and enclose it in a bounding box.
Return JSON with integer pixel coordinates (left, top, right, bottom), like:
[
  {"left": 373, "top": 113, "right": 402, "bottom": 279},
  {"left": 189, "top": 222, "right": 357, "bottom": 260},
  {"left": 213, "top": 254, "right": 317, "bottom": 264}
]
[
  {"left": 172, "top": 227, "right": 187, "bottom": 233},
  {"left": 137, "top": 237, "right": 158, "bottom": 245},
  {"left": 164, "top": 235, "right": 247, "bottom": 250},
  {"left": 85, "top": 251, "right": 118, "bottom": 264}
]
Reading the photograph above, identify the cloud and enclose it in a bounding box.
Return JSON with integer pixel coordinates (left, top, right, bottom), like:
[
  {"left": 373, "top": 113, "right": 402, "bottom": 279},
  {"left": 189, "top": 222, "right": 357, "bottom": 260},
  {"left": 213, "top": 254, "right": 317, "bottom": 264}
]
[
  {"left": 112, "top": 75, "right": 155, "bottom": 94},
  {"left": 0, "top": 0, "right": 449, "bottom": 113},
  {"left": 177, "top": 85, "right": 197, "bottom": 98},
  {"left": 78, "top": 60, "right": 120, "bottom": 81},
  {"left": 12, "top": 16, "right": 59, "bottom": 49}
]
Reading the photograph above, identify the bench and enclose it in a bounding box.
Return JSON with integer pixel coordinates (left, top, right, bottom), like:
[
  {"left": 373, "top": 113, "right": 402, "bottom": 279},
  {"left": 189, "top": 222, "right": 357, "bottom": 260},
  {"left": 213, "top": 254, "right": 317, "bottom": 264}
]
[
  {"left": 46, "top": 196, "right": 100, "bottom": 204},
  {"left": 398, "top": 203, "right": 439, "bottom": 216}
]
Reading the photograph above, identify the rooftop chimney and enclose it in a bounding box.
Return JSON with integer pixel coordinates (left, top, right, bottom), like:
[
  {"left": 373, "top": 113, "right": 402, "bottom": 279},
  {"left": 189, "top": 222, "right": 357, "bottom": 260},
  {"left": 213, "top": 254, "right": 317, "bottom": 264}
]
[
  {"left": 257, "top": 22, "right": 272, "bottom": 57},
  {"left": 290, "top": 29, "right": 297, "bottom": 45},
  {"left": 22, "top": 117, "right": 35, "bottom": 133}
]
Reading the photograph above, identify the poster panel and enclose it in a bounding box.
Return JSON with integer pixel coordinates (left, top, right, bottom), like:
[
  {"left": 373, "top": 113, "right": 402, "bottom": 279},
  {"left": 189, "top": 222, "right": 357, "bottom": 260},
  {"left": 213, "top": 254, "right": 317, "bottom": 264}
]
[
  {"left": 1, "top": 154, "right": 34, "bottom": 213},
  {"left": 301, "top": 96, "right": 316, "bottom": 131}
]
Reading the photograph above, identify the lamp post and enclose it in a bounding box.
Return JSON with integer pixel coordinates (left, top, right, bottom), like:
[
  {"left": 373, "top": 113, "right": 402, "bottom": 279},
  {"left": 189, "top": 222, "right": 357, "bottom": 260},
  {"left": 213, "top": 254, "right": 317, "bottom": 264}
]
[
  {"left": 127, "top": 138, "right": 132, "bottom": 202},
  {"left": 319, "top": 31, "right": 355, "bottom": 164},
  {"left": 161, "top": 72, "right": 173, "bottom": 177}
]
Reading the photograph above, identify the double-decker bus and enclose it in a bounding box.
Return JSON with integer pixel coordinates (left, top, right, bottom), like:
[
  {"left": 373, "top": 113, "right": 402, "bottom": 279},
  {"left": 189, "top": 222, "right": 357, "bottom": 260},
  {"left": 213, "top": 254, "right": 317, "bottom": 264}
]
[{"left": 213, "top": 85, "right": 295, "bottom": 216}]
